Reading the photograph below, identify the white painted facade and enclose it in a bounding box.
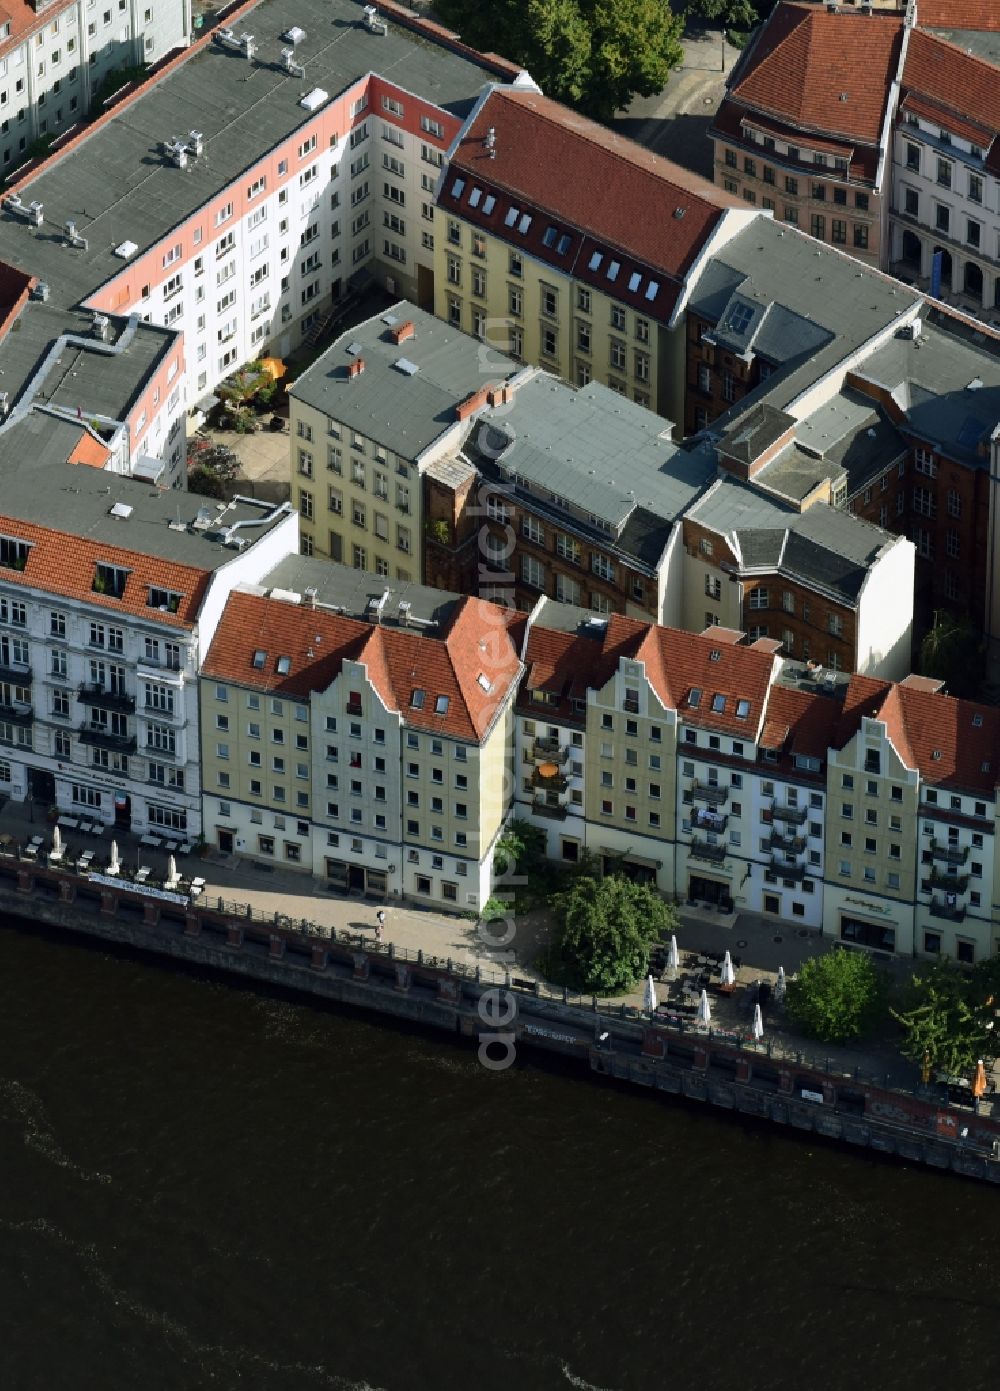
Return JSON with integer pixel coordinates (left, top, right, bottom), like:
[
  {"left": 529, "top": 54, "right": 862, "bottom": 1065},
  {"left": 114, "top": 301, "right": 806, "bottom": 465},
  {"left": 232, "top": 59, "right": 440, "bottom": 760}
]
[{"left": 854, "top": 534, "right": 915, "bottom": 679}]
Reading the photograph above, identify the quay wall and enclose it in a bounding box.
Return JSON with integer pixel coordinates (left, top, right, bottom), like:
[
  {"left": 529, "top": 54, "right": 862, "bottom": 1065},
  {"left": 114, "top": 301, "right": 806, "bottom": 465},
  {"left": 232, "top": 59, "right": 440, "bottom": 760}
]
[{"left": 2, "top": 856, "right": 999, "bottom": 1185}]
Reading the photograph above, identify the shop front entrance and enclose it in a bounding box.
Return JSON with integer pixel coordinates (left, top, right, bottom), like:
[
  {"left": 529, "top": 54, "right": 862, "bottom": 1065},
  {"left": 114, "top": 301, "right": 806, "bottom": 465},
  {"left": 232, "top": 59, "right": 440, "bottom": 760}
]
[{"left": 689, "top": 874, "right": 730, "bottom": 907}]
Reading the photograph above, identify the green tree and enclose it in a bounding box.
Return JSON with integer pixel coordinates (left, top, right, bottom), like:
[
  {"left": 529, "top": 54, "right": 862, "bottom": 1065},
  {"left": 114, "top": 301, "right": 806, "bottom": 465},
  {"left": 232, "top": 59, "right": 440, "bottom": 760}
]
[
  {"left": 187, "top": 467, "right": 225, "bottom": 500},
  {"left": 785, "top": 949, "right": 887, "bottom": 1044},
  {"left": 686, "top": 0, "right": 759, "bottom": 29},
  {"left": 494, "top": 818, "right": 547, "bottom": 876},
  {"left": 435, "top": 0, "right": 684, "bottom": 121},
  {"left": 919, "top": 610, "right": 984, "bottom": 699},
  {"left": 892, "top": 960, "right": 998, "bottom": 1077},
  {"left": 550, "top": 874, "right": 677, "bottom": 992}
]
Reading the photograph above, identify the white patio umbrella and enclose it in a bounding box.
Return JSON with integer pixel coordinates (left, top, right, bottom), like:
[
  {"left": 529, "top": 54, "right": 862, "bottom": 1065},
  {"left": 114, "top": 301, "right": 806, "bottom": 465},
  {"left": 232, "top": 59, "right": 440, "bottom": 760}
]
[
  {"left": 775, "top": 965, "right": 786, "bottom": 1002},
  {"left": 668, "top": 934, "right": 679, "bottom": 971},
  {"left": 52, "top": 825, "right": 62, "bottom": 854},
  {"left": 752, "top": 1002, "right": 764, "bottom": 1041},
  {"left": 108, "top": 840, "right": 120, "bottom": 875},
  {"left": 643, "top": 974, "right": 657, "bottom": 1014},
  {"left": 697, "top": 988, "right": 711, "bottom": 1027},
  {"left": 166, "top": 854, "right": 179, "bottom": 887},
  {"left": 721, "top": 950, "right": 736, "bottom": 987}
]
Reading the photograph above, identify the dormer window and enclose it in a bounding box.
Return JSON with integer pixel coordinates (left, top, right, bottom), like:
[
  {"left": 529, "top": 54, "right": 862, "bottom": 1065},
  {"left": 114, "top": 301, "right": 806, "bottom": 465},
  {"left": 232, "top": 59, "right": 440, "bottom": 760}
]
[
  {"left": 0, "top": 536, "right": 29, "bottom": 571},
  {"left": 93, "top": 562, "right": 128, "bottom": 598},
  {"left": 147, "top": 585, "right": 181, "bottom": 613}
]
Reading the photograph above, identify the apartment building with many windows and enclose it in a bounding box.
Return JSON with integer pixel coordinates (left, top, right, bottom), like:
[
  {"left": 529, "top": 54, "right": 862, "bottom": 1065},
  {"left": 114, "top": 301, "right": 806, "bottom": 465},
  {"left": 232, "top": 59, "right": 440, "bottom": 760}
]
[
  {"left": 434, "top": 85, "right": 758, "bottom": 425},
  {"left": 0, "top": 0, "right": 521, "bottom": 478},
  {"left": 0, "top": 1, "right": 190, "bottom": 172},
  {"left": 200, "top": 556, "right": 523, "bottom": 910},
  {"left": 0, "top": 436, "right": 295, "bottom": 836},
  {"left": 287, "top": 303, "right": 519, "bottom": 575}
]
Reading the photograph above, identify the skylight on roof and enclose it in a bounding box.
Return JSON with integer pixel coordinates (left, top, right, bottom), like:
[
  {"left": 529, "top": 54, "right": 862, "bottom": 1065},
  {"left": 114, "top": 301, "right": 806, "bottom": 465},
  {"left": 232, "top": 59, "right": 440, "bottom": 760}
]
[
  {"left": 606, "top": 260, "right": 620, "bottom": 282},
  {"left": 518, "top": 213, "right": 532, "bottom": 234},
  {"left": 543, "top": 225, "right": 557, "bottom": 248},
  {"left": 627, "top": 271, "right": 642, "bottom": 293},
  {"left": 276, "top": 656, "right": 291, "bottom": 675},
  {"left": 736, "top": 698, "right": 750, "bottom": 719},
  {"left": 725, "top": 302, "right": 755, "bottom": 335},
  {"left": 451, "top": 177, "right": 465, "bottom": 198},
  {"left": 411, "top": 688, "right": 425, "bottom": 709},
  {"left": 711, "top": 693, "right": 726, "bottom": 713},
  {"left": 468, "top": 187, "right": 483, "bottom": 208},
  {"left": 588, "top": 251, "right": 603, "bottom": 272},
  {"left": 395, "top": 357, "right": 419, "bottom": 376},
  {"left": 482, "top": 194, "right": 496, "bottom": 214},
  {"left": 556, "top": 234, "right": 571, "bottom": 255},
  {"left": 688, "top": 687, "right": 701, "bottom": 708},
  {"left": 645, "top": 280, "right": 659, "bottom": 302},
  {"left": 505, "top": 206, "right": 520, "bottom": 227},
  {"left": 477, "top": 673, "right": 493, "bottom": 693},
  {"left": 252, "top": 650, "right": 266, "bottom": 670},
  {"left": 435, "top": 694, "right": 450, "bottom": 714}
]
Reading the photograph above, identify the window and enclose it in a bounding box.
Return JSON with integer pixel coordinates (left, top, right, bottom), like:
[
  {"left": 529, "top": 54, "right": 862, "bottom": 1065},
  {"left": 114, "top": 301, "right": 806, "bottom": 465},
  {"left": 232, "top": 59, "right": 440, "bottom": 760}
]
[
  {"left": 810, "top": 214, "right": 825, "bottom": 240},
  {"left": 937, "top": 157, "right": 951, "bottom": 188}
]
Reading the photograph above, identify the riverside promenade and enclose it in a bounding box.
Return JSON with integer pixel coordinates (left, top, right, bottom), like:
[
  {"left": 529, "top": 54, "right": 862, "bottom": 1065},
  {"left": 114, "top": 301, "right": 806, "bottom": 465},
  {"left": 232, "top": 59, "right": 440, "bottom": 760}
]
[{"left": 0, "top": 797, "right": 955, "bottom": 1097}]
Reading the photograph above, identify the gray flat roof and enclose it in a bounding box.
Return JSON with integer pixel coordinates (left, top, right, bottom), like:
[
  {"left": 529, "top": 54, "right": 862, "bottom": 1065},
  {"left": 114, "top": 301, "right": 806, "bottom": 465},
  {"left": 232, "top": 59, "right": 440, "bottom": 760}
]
[
  {"left": 262, "top": 552, "right": 462, "bottom": 629},
  {"left": 854, "top": 312, "right": 1000, "bottom": 467},
  {"left": 690, "top": 218, "right": 919, "bottom": 427},
  {"left": 690, "top": 475, "right": 897, "bottom": 601},
  {"left": 465, "top": 374, "right": 715, "bottom": 549},
  {"left": 927, "top": 29, "right": 1000, "bottom": 68},
  {"left": 0, "top": 0, "right": 505, "bottom": 318},
  {"left": 289, "top": 300, "right": 520, "bottom": 459},
  {"left": 755, "top": 389, "right": 907, "bottom": 502},
  {"left": 0, "top": 414, "right": 290, "bottom": 565}
]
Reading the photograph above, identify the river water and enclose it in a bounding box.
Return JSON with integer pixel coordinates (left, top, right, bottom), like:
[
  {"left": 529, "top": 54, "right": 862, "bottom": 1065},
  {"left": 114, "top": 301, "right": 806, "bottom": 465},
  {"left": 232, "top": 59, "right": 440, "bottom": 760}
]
[{"left": 1, "top": 917, "right": 999, "bottom": 1391}]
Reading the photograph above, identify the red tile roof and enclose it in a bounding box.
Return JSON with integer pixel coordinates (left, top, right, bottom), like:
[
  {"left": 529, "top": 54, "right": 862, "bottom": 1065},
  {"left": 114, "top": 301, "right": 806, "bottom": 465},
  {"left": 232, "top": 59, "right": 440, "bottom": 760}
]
[
  {"left": 520, "top": 614, "right": 647, "bottom": 722},
  {"left": 441, "top": 88, "right": 742, "bottom": 323},
  {"left": 638, "top": 626, "right": 778, "bottom": 736},
  {"left": 877, "top": 684, "right": 1000, "bottom": 795},
  {"left": 899, "top": 92, "right": 994, "bottom": 148},
  {"left": 918, "top": 1, "right": 1000, "bottom": 27},
  {"left": 0, "top": 514, "right": 210, "bottom": 628},
  {"left": 833, "top": 674, "right": 892, "bottom": 748},
  {"left": 202, "top": 593, "right": 522, "bottom": 742},
  {"left": 902, "top": 30, "right": 1000, "bottom": 171},
  {"left": 729, "top": 2, "right": 902, "bottom": 144},
  {"left": 0, "top": 2, "right": 76, "bottom": 62},
  {"left": 764, "top": 684, "right": 841, "bottom": 761}
]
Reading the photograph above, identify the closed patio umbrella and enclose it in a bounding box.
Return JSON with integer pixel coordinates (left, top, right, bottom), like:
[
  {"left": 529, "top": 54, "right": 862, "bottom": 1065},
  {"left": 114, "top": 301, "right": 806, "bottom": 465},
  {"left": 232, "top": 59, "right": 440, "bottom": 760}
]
[
  {"left": 52, "top": 825, "right": 62, "bottom": 854},
  {"left": 775, "top": 965, "right": 786, "bottom": 1002},
  {"left": 973, "top": 1058, "right": 988, "bottom": 1100},
  {"left": 108, "top": 840, "right": 121, "bottom": 876},
  {"left": 643, "top": 974, "right": 657, "bottom": 1014},
  {"left": 721, "top": 950, "right": 735, "bottom": 987},
  {"left": 697, "top": 989, "right": 711, "bottom": 1027},
  {"left": 668, "top": 934, "right": 679, "bottom": 971},
  {"left": 752, "top": 1002, "right": 764, "bottom": 1041}
]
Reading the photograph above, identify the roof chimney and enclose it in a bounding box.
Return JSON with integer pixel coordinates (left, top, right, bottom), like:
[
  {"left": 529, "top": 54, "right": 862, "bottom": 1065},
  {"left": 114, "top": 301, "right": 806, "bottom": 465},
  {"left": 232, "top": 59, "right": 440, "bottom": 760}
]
[
  {"left": 487, "top": 383, "right": 512, "bottom": 407},
  {"left": 391, "top": 320, "right": 415, "bottom": 345},
  {"left": 348, "top": 357, "right": 366, "bottom": 380},
  {"left": 455, "top": 385, "right": 491, "bottom": 421}
]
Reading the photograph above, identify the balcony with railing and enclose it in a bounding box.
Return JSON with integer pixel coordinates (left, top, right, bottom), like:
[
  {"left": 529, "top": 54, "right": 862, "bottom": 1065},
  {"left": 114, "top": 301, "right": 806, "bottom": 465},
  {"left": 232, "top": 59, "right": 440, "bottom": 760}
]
[
  {"left": 929, "top": 897, "right": 966, "bottom": 923},
  {"left": 532, "top": 765, "right": 568, "bottom": 793},
  {"left": 78, "top": 683, "right": 135, "bottom": 714},
  {"left": 532, "top": 796, "right": 568, "bottom": 820},
  {"left": 769, "top": 803, "right": 808, "bottom": 826},
  {"left": 692, "top": 780, "right": 728, "bottom": 807},
  {"left": 79, "top": 723, "right": 137, "bottom": 754},
  {"left": 930, "top": 840, "right": 969, "bottom": 866},
  {"left": 532, "top": 736, "right": 570, "bottom": 764},
  {"left": 691, "top": 808, "right": 728, "bottom": 835},
  {"left": 769, "top": 827, "right": 805, "bottom": 853},
  {"left": 928, "top": 868, "right": 969, "bottom": 892},
  {"left": 769, "top": 856, "right": 808, "bottom": 882},
  {"left": 0, "top": 659, "right": 31, "bottom": 684},
  {"left": 0, "top": 700, "right": 32, "bottom": 726},
  {"left": 689, "top": 837, "right": 727, "bottom": 864}
]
